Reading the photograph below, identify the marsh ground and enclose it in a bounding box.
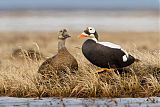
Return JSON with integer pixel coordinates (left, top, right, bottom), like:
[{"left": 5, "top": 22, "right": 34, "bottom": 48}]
[{"left": 0, "top": 31, "right": 159, "bottom": 98}]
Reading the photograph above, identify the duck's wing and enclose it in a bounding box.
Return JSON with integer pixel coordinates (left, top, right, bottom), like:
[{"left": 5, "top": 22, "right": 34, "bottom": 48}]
[
  {"left": 38, "top": 55, "right": 57, "bottom": 74},
  {"left": 97, "top": 41, "right": 129, "bottom": 62}
]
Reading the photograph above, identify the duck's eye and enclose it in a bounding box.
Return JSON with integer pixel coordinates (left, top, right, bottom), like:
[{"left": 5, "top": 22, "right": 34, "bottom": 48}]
[{"left": 90, "top": 29, "right": 92, "bottom": 30}]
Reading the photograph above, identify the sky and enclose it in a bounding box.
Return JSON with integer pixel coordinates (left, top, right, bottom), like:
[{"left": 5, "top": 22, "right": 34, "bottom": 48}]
[{"left": 0, "top": 0, "right": 159, "bottom": 10}]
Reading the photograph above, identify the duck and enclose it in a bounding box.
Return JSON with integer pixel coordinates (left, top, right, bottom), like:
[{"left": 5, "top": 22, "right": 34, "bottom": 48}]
[
  {"left": 79, "top": 27, "right": 136, "bottom": 73},
  {"left": 38, "top": 29, "right": 78, "bottom": 78}
]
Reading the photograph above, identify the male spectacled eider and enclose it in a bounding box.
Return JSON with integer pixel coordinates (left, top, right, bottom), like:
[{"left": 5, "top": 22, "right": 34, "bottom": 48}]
[
  {"left": 79, "top": 27, "right": 136, "bottom": 73},
  {"left": 38, "top": 29, "right": 78, "bottom": 78}
]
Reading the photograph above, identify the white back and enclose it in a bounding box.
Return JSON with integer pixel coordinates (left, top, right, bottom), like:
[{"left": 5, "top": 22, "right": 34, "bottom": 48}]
[
  {"left": 91, "top": 38, "right": 129, "bottom": 62},
  {"left": 91, "top": 38, "right": 121, "bottom": 49}
]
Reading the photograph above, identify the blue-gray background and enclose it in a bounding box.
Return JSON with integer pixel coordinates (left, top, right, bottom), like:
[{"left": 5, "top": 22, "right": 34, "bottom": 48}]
[
  {"left": 0, "top": 0, "right": 159, "bottom": 10},
  {"left": 0, "top": 0, "right": 159, "bottom": 32}
]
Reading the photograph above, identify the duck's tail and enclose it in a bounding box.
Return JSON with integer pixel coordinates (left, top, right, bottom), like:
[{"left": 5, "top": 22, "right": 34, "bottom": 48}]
[{"left": 135, "top": 58, "right": 141, "bottom": 62}]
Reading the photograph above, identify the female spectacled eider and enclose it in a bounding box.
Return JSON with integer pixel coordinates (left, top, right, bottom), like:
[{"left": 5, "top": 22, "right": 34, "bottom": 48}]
[
  {"left": 79, "top": 27, "right": 136, "bottom": 73},
  {"left": 38, "top": 29, "right": 78, "bottom": 77}
]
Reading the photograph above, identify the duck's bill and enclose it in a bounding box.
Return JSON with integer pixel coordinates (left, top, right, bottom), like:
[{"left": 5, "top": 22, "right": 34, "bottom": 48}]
[{"left": 79, "top": 32, "right": 88, "bottom": 38}]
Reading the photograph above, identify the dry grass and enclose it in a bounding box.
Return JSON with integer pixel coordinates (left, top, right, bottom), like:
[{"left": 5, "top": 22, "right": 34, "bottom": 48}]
[{"left": 0, "top": 31, "right": 159, "bottom": 98}]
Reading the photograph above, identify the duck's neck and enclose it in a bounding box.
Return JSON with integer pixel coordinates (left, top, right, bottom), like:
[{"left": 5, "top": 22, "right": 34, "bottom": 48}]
[
  {"left": 91, "top": 38, "right": 98, "bottom": 42},
  {"left": 58, "top": 39, "right": 66, "bottom": 51}
]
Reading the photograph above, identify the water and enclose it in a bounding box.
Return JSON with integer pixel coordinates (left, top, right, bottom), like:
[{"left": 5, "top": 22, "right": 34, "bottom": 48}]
[
  {"left": 0, "top": 11, "right": 159, "bottom": 32},
  {"left": 0, "top": 97, "right": 160, "bottom": 107}
]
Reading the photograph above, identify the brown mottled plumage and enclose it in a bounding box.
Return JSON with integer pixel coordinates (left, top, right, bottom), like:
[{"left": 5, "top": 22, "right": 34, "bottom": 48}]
[{"left": 38, "top": 29, "right": 78, "bottom": 78}]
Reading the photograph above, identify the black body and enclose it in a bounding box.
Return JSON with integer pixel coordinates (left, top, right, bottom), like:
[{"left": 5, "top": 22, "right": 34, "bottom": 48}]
[{"left": 82, "top": 39, "right": 135, "bottom": 68}]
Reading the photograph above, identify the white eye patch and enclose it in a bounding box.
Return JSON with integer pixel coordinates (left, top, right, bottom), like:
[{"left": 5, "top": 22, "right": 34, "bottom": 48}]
[{"left": 88, "top": 27, "right": 95, "bottom": 34}]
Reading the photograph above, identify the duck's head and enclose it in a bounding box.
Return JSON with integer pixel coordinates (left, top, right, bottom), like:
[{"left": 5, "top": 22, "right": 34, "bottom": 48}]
[
  {"left": 80, "top": 27, "right": 98, "bottom": 40},
  {"left": 58, "top": 29, "right": 71, "bottom": 40}
]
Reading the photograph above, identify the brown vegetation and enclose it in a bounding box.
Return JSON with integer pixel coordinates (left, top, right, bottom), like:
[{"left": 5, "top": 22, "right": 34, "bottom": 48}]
[
  {"left": 0, "top": 32, "right": 159, "bottom": 98},
  {"left": 11, "top": 48, "right": 45, "bottom": 61}
]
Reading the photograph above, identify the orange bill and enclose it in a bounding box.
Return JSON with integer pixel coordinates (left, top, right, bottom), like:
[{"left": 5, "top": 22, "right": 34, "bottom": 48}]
[{"left": 79, "top": 32, "right": 88, "bottom": 39}]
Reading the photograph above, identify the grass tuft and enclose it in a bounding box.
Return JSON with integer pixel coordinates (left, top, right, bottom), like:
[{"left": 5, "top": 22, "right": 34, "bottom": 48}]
[{"left": 0, "top": 32, "right": 159, "bottom": 98}]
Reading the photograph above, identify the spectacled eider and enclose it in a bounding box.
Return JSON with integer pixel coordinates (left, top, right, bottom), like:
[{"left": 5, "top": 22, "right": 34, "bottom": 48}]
[
  {"left": 79, "top": 27, "right": 135, "bottom": 73},
  {"left": 38, "top": 29, "right": 78, "bottom": 78}
]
